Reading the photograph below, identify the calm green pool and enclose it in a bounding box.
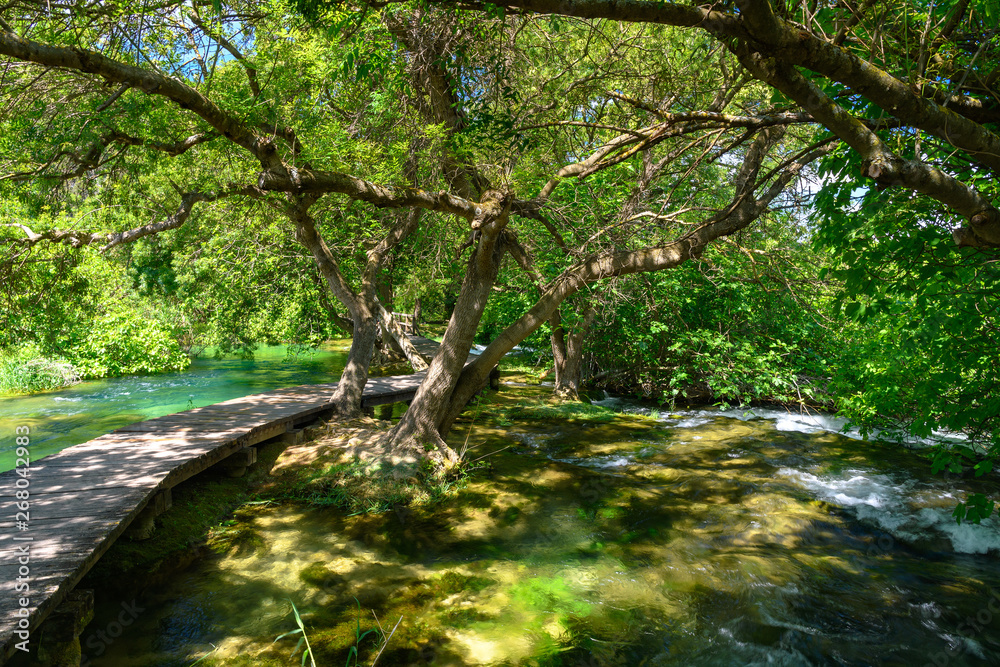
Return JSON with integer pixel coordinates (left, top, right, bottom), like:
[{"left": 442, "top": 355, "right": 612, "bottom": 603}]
[{"left": 0, "top": 343, "right": 349, "bottom": 471}]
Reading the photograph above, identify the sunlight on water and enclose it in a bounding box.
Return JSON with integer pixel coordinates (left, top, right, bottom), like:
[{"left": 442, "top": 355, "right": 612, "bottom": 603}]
[{"left": 80, "top": 399, "right": 1000, "bottom": 666}]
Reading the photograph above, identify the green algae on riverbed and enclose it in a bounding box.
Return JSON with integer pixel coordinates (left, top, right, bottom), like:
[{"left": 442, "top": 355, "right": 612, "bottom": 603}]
[
  {"left": 72, "top": 386, "right": 1000, "bottom": 666},
  {"left": 79, "top": 438, "right": 291, "bottom": 594}
]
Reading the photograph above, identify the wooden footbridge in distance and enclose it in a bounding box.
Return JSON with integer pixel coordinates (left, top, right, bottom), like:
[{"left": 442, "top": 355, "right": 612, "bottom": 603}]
[{"left": 0, "top": 336, "right": 462, "bottom": 665}]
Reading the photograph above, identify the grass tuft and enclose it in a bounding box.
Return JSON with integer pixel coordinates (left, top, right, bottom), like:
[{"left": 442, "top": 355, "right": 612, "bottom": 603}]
[
  {"left": 260, "top": 451, "right": 484, "bottom": 516},
  {"left": 0, "top": 343, "right": 80, "bottom": 394}
]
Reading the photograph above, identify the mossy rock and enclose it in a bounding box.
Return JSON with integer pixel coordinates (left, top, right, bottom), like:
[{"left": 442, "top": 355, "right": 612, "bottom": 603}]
[
  {"left": 440, "top": 606, "right": 495, "bottom": 627},
  {"left": 435, "top": 571, "right": 496, "bottom": 596},
  {"left": 209, "top": 525, "right": 268, "bottom": 558},
  {"left": 299, "top": 561, "right": 346, "bottom": 590}
]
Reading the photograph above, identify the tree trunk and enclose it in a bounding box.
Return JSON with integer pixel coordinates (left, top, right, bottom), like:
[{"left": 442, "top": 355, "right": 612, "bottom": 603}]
[
  {"left": 416, "top": 127, "right": 807, "bottom": 459},
  {"left": 331, "top": 304, "right": 378, "bottom": 417},
  {"left": 293, "top": 203, "right": 379, "bottom": 418},
  {"left": 436, "top": 274, "right": 586, "bottom": 437},
  {"left": 384, "top": 192, "right": 512, "bottom": 462},
  {"left": 551, "top": 302, "right": 596, "bottom": 400},
  {"left": 295, "top": 201, "right": 424, "bottom": 417}
]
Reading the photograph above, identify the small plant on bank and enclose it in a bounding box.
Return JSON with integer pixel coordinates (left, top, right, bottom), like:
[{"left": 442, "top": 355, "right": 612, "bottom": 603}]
[{"left": 275, "top": 600, "right": 317, "bottom": 667}]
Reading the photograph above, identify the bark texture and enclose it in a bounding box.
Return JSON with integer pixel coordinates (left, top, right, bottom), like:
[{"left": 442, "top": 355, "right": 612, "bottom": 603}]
[
  {"left": 435, "top": 128, "right": 820, "bottom": 437},
  {"left": 551, "top": 303, "right": 597, "bottom": 400},
  {"left": 385, "top": 191, "right": 513, "bottom": 462}
]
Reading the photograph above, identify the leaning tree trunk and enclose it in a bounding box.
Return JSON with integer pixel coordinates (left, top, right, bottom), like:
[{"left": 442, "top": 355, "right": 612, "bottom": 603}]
[
  {"left": 293, "top": 202, "right": 380, "bottom": 418},
  {"left": 384, "top": 192, "right": 512, "bottom": 462},
  {"left": 421, "top": 127, "right": 806, "bottom": 455},
  {"left": 435, "top": 271, "right": 587, "bottom": 438},
  {"left": 295, "top": 199, "right": 425, "bottom": 417},
  {"left": 331, "top": 303, "right": 378, "bottom": 416}
]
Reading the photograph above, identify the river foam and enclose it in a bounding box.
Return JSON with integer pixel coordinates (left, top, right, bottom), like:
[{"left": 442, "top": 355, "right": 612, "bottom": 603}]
[{"left": 779, "top": 467, "right": 1000, "bottom": 554}]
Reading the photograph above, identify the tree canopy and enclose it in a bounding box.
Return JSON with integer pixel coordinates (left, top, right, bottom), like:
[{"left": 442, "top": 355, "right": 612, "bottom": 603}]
[{"left": 0, "top": 0, "right": 996, "bottom": 518}]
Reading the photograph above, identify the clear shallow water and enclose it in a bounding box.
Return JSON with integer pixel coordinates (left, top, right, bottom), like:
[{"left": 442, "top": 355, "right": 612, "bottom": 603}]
[
  {"left": 0, "top": 344, "right": 348, "bottom": 471},
  {"left": 79, "top": 399, "right": 1000, "bottom": 666}
]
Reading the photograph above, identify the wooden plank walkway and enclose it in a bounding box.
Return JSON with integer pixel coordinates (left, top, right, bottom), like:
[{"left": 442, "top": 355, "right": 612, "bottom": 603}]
[{"left": 0, "top": 336, "right": 460, "bottom": 663}]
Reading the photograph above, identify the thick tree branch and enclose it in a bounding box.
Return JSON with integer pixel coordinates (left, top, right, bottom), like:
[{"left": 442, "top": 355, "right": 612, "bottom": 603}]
[
  {"left": 0, "top": 30, "right": 283, "bottom": 169},
  {"left": 290, "top": 198, "right": 362, "bottom": 315},
  {"left": 363, "top": 208, "right": 423, "bottom": 296},
  {"left": 468, "top": 0, "right": 998, "bottom": 125},
  {"left": 442, "top": 126, "right": 819, "bottom": 423},
  {"left": 257, "top": 169, "right": 477, "bottom": 219},
  {"left": 385, "top": 12, "right": 491, "bottom": 199},
  {"left": 736, "top": 50, "right": 1000, "bottom": 245},
  {"left": 734, "top": 0, "right": 1000, "bottom": 173}
]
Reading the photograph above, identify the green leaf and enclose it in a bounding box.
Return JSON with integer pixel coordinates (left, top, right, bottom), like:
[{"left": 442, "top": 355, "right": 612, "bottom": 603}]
[{"left": 274, "top": 628, "right": 303, "bottom": 642}]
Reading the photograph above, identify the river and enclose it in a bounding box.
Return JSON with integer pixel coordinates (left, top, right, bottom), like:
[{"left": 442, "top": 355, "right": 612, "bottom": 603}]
[
  {"left": 44, "top": 382, "right": 999, "bottom": 666},
  {"left": 0, "top": 344, "right": 348, "bottom": 471}
]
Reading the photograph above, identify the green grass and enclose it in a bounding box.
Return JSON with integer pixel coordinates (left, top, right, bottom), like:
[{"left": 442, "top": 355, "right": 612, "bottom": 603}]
[
  {"left": 499, "top": 399, "right": 617, "bottom": 424},
  {"left": 0, "top": 344, "right": 80, "bottom": 394},
  {"left": 259, "top": 455, "right": 487, "bottom": 516},
  {"left": 497, "top": 352, "right": 549, "bottom": 379}
]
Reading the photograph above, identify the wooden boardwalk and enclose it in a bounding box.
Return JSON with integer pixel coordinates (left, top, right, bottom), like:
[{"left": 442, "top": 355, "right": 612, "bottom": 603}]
[{"left": 0, "top": 336, "right": 456, "bottom": 663}]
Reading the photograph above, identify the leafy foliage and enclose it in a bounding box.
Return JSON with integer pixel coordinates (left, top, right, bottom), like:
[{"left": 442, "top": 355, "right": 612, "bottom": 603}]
[
  {"left": 0, "top": 343, "right": 79, "bottom": 394},
  {"left": 814, "top": 150, "right": 1000, "bottom": 523},
  {"left": 71, "top": 311, "right": 189, "bottom": 379}
]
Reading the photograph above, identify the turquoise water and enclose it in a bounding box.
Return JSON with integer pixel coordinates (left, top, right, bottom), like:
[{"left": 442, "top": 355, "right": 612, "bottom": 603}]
[
  {"left": 3, "top": 355, "right": 1000, "bottom": 664},
  {"left": 0, "top": 344, "right": 348, "bottom": 471}
]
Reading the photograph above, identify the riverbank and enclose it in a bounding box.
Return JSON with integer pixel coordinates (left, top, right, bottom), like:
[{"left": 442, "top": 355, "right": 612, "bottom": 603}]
[
  {"left": 0, "top": 342, "right": 357, "bottom": 471},
  {"left": 0, "top": 344, "right": 81, "bottom": 394}
]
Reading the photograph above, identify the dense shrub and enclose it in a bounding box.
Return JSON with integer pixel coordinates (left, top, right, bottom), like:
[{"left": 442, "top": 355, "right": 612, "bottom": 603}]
[{"left": 70, "top": 311, "right": 190, "bottom": 379}]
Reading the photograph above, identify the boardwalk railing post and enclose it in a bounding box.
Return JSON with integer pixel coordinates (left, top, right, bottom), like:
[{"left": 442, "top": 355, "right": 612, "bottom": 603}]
[
  {"left": 35, "top": 589, "right": 94, "bottom": 667},
  {"left": 391, "top": 312, "right": 418, "bottom": 334}
]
